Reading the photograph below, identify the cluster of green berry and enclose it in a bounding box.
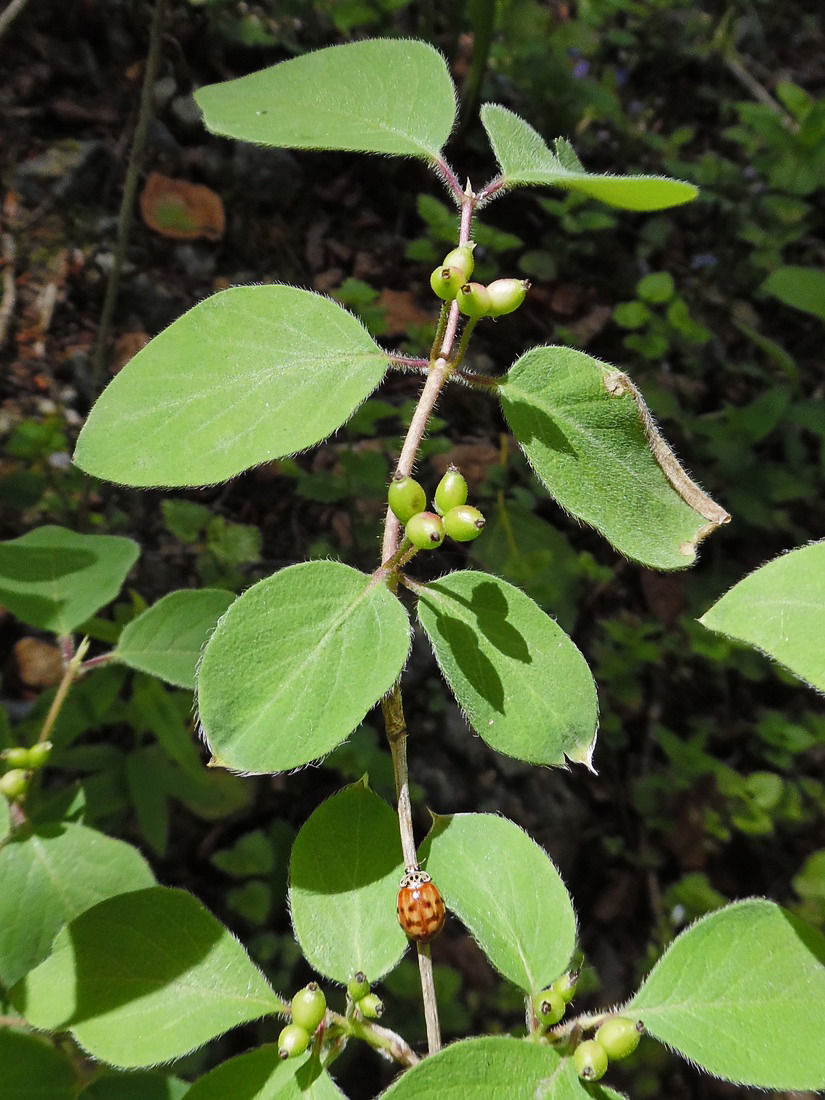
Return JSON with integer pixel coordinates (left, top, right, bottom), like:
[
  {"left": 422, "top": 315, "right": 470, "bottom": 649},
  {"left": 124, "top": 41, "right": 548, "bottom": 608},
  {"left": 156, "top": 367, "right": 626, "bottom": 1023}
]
[
  {"left": 429, "top": 242, "right": 529, "bottom": 320},
  {"left": 389, "top": 467, "right": 485, "bottom": 551},
  {"left": 346, "top": 971, "right": 383, "bottom": 1019},
  {"left": 0, "top": 741, "right": 52, "bottom": 802},
  {"left": 278, "top": 981, "right": 328, "bottom": 1060},
  {"left": 533, "top": 973, "right": 642, "bottom": 1081}
]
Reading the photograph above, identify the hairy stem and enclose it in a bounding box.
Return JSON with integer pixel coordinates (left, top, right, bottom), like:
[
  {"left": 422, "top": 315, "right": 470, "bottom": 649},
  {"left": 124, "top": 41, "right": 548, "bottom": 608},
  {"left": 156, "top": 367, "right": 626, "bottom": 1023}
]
[{"left": 37, "top": 637, "right": 90, "bottom": 746}]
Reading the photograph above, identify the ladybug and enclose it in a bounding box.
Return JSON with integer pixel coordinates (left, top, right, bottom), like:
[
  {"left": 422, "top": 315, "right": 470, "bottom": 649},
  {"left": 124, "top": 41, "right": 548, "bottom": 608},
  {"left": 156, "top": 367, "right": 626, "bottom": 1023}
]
[{"left": 396, "top": 868, "right": 446, "bottom": 943}]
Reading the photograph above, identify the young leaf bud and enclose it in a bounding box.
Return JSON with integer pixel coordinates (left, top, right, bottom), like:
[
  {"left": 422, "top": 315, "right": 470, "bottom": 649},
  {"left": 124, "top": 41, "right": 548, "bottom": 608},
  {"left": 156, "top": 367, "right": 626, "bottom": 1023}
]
[
  {"left": 551, "top": 970, "right": 579, "bottom": 1003},
  {"left": 434, "top": 467, "right": 468, "bottom": 515},
  {"left": 278, "top": 1023, "right": 310, "bottom": 1059},
  {"left": 533, "top": 988, "right": 566, "bottom": 1028},
  {"left": 596, "top": 1016, "right": 643, "bottom": 1061},
  {"left": 290, "top": 982, "right": 327, "bottom": 1033},
  {"left": 405, "top": 511, "right": 445, "bottom": 550},
  {"left": 0, "top": 769, "right": 30, "bottom": 801},
  {"left": 347, "top": 972, "right": 370, "bottom": 1003},
  {"left": 26, "top": 741, "right": 53, "bottom": 770},
  {"left": 358, "top": 993, "right": 384, "bottom": 1019},
  {"left": 443, "top": 505, "right": 486, "bottom": 542},
  {"left": 456, "top": 282, "right": 492, "bottom": 319},
  {"left": 573, "top": 1039, "right": 609, "bottom": 1081},
  {"left": 442, "top": 242, "right": 476, "bottom": 281},
  {"left": 430, "top": 265, "right": 466, "bottom": 302},
  {"left": 388, "top": 476, "right": 427, "bottom": 524},
  {"left": 486, "top": 278, "right": 530, "bottom": 317}
]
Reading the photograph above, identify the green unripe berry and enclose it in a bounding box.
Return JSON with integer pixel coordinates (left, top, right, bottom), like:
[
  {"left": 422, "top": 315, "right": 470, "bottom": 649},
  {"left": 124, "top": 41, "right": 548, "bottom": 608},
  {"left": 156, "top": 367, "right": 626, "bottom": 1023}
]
[
  {"left": 278, "top": 1023, "right": 310, "bottom": 1059},
  {"left": 358, "top": 992, "right": 384, "bottom": 1019},
  {"left": 443, "top": 505, "right": 486, "bottom": 543},
  {"left": 26, "top": 742, "right": 52, "bottom": 770},
  {"left": 3, "top": 747, "right": 32, "bottom": 769},
  {"left": 0, "top": 769, "right": 29, "bottom": 801},
  {"left": 434, "top": 467, "right": 468, "bottom": 515},
  {"left": 405, "top": 511, "right": 445, "bottom": 551},
  {"left": 486, "top": 277, "right": 530, "bottom": 317},
  {"left": 573, "top": 1039, "right": 609, "bottom": 1081},
  {"left": 551, "top": 970, "right": 579, "bottom": 1003},
  {"left": 596, "top": 1016, "right": 643, "bottom": 1061},
  {"left": 430, "top": 265, "right": 466, "bottom": 302},
  {"left": 347, "top": 972, "right": 370, "bottom": 1002},
  {"left": 290, "top": 982, "right": 326, "bottom": 1033},
  {"left": 456, "top": 282, "right": 491, "bottom": 319},
  {"left": 388, "top": 476, "right": 427, "bottom": 524},
  {"left": 441, "top": 243, "right": 476, "bottom": 281},
  {"left": 534, "top": 988, "right": 565, "bottom": 1027}
]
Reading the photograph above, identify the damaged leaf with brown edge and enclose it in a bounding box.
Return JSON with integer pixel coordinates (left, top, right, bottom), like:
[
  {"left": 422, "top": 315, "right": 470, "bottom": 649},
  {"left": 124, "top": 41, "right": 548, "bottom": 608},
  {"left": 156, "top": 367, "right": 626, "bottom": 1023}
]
[{"left": 140, "top": 173, "right": 225, "bottom": 241}]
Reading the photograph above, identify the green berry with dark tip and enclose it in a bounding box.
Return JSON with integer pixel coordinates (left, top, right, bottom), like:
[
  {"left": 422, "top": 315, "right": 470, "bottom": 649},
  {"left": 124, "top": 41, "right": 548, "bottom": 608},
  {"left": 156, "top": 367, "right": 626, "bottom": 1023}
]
[
  {"left": 347, "top": 972, "right": 370, "bottom": 1002},
  {"left": 26, "top": 742, "right": 52, "bottom": 770},
  {"left": 551, "top": 970, "right": 579, "bottom": 1003},
  {"left": 534, "top": 988, "right": 565, "bottom": 1027},
  {"left": 434, "top": 467, "right": 468, "bottom": 515},
  {"left": 596, "top": 1016, "right": 643, "bottom": 1061},
  {"left": 573, "top": 1039, "right": 609, "bottom": 1081},
  {"left": 430, "top": 265, "right": 466, "bottom": 302},
  {"left": 456, "top": 282, "right": 491, "bottom": 319},
  {"left": 442, "top": 243, "right": 476, "bottom": 281},
  {"left": 405, "top": 511, "right": 445, "bottom": 550},
  {"left": 0, "top": 769, "right": 29, "bottom": 801},
  {"left": 358, "top": 993, "right": 384, "bottom": 1019},
  {"left": 388, "top": 476, "right": 427, "bottom": 524},
  {"left": 443, "top": 505, "right": 486, "bottom": 542},
  {"left": 2, "top": 747, "right": 31, "bottom": 769},
  {"left": 278, "top": 1023, "right": 310, "bottom": 1059},
  {"left": 290, "top": 982, "right": 326, "bottom": 1033},
  {"left": 486, "top": 278, "right": 530, "bottom": 317}
]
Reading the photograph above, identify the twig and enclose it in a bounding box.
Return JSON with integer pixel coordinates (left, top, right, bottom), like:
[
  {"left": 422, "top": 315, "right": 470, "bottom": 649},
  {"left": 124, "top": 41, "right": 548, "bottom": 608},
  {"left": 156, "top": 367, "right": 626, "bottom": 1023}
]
[
  {"left": 90, "top": 0, "right": 169, "bottom": 388},
  {"left": 0, "top": 0, "right": 33, "bottom": 42},
  {"left": 0, "top": 228, "right": 15, "bottom": 350}
]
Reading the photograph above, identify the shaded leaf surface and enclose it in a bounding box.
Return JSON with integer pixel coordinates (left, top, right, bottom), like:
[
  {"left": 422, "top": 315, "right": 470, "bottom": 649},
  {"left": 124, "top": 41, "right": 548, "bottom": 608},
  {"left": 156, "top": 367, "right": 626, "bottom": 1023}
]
[
  {"left": 289, "top": 783, "right": 406, "bottom": 982},
  {"left": 627, "top": 899, "right": 825, "bottom": 1088},
  {"left": 14, "top": 886, "right": 282, "bottom": 1068},
  {"left": 416, "top": 570, "right": 597, "bottom": 767},
  {"left": 114, "top": 589, "right": 235, "bottom": 688},
  {"left": 481, "top": 105, "right": 697, "bottom": 210},
  {"left": 196, "top": 39, "right": 456, "bottom": 160},
  {"left": 0, "top": 822, "right": 155, "bottom": 988},
  {"left": 419, "top": 813, "right": 577, "bottom": 993},
  {"left": 74, "top": 287, "right": 389, "bottom": 487},
  {"left": 0, "top": 1029, "right": 77, "bottom": 1100},
  {"left": 0, "top": 527, "right": 138, "bottom": 634},
  {"left": 186, "top": 1047, "right": 344, "bottom": 1099},
  {"left": 699, "top": 542, "right": 825, "bottom": 692},
  {"left": 198, "top": 562, "right": 410, "bottom": 774},
  {"left": 499, "top": 346, "right": 728, "bottom": 569}
]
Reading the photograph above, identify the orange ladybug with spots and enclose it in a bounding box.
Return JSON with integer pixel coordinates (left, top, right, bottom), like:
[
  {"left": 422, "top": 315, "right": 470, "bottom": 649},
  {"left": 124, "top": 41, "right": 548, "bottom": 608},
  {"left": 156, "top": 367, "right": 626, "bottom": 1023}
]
[{"left": 396, "top": 867, "right": 446, "bottom": 943}]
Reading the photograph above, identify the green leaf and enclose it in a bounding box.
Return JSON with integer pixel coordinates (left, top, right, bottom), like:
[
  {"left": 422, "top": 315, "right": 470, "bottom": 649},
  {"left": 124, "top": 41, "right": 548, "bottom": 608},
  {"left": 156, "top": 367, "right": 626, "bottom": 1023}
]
[
  {"left": 186, "top": 1046, "right": 345, "bottom": 1100},
  {"left": 197, "top": 562, "right": 410, "bottom": 774},
  {"left": 416, "top": 571, "right": 597, "bottom": 767},
  {"left": 0, "top": 822, "right": 156, "bottom": 989},
  {"left": 13, "top": 886, "right": 282, "bottom": 1068},
  {"left": 499, "top": 346, "right": 729, "bottom": 569},
  {"left": 195, "top": 39, "right": 456, "bottom": 161},
  {"left": 289, "top": 782, "right": 406, "bottom": 983},
  {"left": 419, "top": 813, "right": 577, "bottom": 993},
  {"left": 78, "top": 1071, "right": 190, "bottom": 1099},
  {"left": 125, "top": 748, "right": 170, "bottom": 856},
  {"left": 0, "top": 1029, "right": 77, "bottom": 1100},
  {"left": 114, "top": 589, "right": 234, "bottom": 688},
  {"left": 762, "top": 265, "right": 825, "bottom": 323},
  {"left": 699, "top": 542, "right": 825, "bottom": 692},
  {"left": 74, "top": 287, "right": 389, "bottom": 488},
  {"left": 626, "top": 899, "right": 825, "bottom": 1089},
  {"left": 0, "top": 527, "right": 139, "bottom": 634},
  {"left": 379, "top": 1036, "right": 623, "bottom": 1099},
  {"left": 480, "top": 105, "right": 697, "bottom": 211}
]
